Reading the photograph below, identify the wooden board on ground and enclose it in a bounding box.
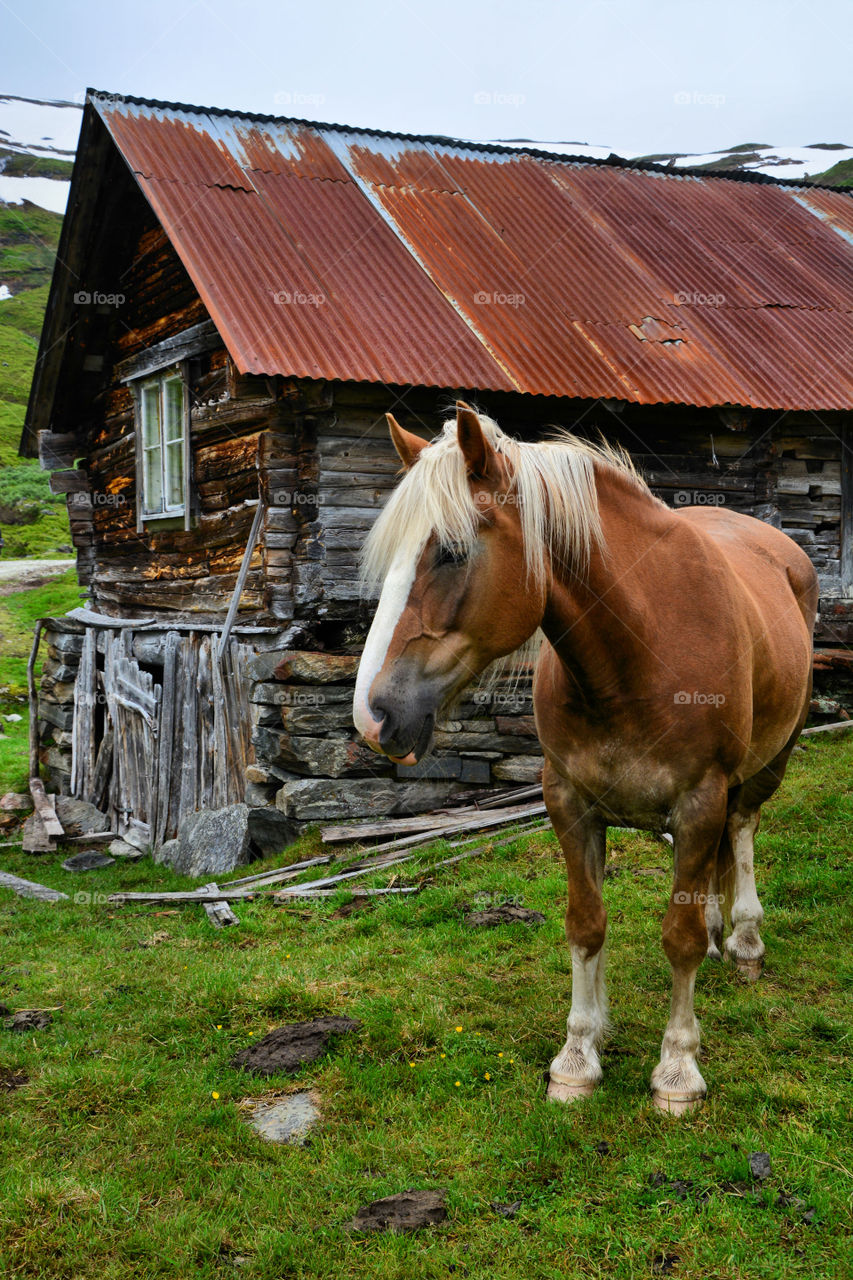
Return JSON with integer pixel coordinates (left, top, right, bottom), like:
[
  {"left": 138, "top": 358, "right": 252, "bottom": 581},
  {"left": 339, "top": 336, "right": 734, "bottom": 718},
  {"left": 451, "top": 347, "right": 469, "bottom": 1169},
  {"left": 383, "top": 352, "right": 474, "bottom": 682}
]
[
  {"left": 0, "top": 871, "right": 68, "bottom": 902},
  {"left": 201, "top": 882, "right": 239, "bottom": 927}
]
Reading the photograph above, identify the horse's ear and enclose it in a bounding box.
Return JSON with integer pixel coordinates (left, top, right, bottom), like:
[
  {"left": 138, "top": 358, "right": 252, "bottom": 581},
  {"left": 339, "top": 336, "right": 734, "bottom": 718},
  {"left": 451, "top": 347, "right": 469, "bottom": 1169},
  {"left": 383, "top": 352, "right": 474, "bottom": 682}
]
[
  {"left": 386, "top": 413, "right": 428, "bottom": 469},
  {"left": 456, "top": 401, "right": 495, "bottom": 478}
]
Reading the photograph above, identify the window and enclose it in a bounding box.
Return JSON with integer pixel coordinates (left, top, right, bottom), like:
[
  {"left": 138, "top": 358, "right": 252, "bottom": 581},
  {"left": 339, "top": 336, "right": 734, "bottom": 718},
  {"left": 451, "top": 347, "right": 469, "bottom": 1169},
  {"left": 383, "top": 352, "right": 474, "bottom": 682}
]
[{"left": 134, "top": 366, "right": 188, "bottom": 521}]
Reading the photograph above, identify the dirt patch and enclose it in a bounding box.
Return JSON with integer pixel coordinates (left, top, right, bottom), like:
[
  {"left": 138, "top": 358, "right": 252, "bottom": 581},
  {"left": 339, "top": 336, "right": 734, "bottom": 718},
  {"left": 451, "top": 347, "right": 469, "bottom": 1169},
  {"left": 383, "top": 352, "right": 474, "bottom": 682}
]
[
  {"left": 4, "top": 1009, "right": 53, "bottom": 1032},
  {"left": 346, "top": 1188, "right": 447, "bottom": 1234},
  {"left": 0, "top": 1066, "right": 29, "bottom": 1091},
  {"left": 231, "top": 1016, "right": 361, "bottom": 1076},
  {"left": 464, "top": 904, "right": 545, "bottom": 928},
  {"left": 330, "top": 898, "right": 372, "bottom": 919}
]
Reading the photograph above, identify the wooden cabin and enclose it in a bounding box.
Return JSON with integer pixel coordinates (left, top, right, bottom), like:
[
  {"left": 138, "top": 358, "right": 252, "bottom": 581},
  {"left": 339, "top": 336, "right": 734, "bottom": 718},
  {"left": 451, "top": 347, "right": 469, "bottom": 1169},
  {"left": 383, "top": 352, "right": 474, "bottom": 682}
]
[{"left": 21, "top": 91, "right": 853, "bottom": 862}]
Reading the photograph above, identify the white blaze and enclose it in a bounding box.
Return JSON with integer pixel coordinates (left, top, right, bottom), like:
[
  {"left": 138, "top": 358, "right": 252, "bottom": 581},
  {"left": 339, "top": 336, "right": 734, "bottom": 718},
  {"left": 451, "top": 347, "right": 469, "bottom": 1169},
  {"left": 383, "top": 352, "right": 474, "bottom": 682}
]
[{"left": 353, "top": 550, "right": 417, "bottom": 741}]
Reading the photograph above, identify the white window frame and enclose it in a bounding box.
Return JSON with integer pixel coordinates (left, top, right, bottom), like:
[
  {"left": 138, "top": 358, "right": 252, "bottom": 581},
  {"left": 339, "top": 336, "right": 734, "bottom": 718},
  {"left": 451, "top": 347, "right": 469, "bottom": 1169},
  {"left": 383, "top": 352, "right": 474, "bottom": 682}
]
[{"left": 131, "top": 362, "right": 191, "bottom": 531}]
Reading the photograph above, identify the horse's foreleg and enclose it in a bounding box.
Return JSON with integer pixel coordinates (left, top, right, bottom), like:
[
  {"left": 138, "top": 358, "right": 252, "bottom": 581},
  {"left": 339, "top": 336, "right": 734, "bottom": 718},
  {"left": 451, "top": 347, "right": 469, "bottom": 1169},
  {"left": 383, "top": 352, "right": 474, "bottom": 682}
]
[
  {"left": 543, "top": 761, "right": 608, "bottom": 1102},
  {"left": 652, "top": 774, "right": 727, "bottom": 1114}
]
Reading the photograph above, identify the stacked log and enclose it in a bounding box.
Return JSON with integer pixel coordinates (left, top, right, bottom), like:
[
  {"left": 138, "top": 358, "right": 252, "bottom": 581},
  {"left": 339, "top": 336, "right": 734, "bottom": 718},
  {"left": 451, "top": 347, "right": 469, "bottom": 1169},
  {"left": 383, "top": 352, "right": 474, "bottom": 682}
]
[{"left": 37, "top": 618, "right": 86, "bottom": 794}]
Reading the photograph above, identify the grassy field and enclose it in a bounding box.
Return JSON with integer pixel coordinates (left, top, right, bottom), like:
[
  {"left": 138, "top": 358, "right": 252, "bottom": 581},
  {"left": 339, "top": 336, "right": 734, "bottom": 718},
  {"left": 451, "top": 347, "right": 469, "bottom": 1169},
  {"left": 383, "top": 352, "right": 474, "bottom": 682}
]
[
  {"left": 0, "top": 568, "right": 81, "bottom": 698},
  {"left": 0, "top": 201, "right": 71, "bottom": 560},
  {"left": 0, "top": 733, "right": 850, "bottom": 1279}
]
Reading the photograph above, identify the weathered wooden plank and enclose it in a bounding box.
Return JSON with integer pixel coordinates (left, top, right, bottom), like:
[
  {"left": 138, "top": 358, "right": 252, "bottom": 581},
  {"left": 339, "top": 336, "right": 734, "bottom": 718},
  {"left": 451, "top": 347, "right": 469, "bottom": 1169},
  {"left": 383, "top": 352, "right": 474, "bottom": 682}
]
[
  {"left": 28, "top": 779, "right": 64, "bottom": 837},
  {"left": 0, "top": 871, "right": 68, "bottom": 902},
  {"left": 91, "top": 726, "right": 113, "bottom": 813},
  {"left": 223, "top": 853, "right": 332, "bottom": 888},
  {"left": 800, "top": 720, "right": 853, "bottom": 737},
  {"left": 71, "top": 627, "right": 97, "bottom": 800},
  {"left": 201, "top": 882, "right": 239, "bottom": 928},
  {"left": 21, "top": 809, "right": 56, "bottom": 853},
  {"left": 115, "top": 319, "right": 221, "bottom": 382},
  {"left": 27, "top": 621, "right": 43, "bottom": 783},
  {"left": 218, "top": 500, "right": 265, "bottom": 660},
  {"left": 178, "top": 634, "right": 200, "bottom": 821},
  {"left": 38, "top": 430, "right": 78, "bottom": 471},
  {"left": 211, "top": 641, "right": 228, "bottom": 810},
  {"left": 49, "top": 469, "right": 90, "bottom": 495},
  {"left": 66, "top": 607, "right": 156, "bottom": 629},
  {"left": 197, "top": 637, "right": 215, "bottom": 811},
  {"left": 154, "top": 632, "right": 180, "bottom": 847}
]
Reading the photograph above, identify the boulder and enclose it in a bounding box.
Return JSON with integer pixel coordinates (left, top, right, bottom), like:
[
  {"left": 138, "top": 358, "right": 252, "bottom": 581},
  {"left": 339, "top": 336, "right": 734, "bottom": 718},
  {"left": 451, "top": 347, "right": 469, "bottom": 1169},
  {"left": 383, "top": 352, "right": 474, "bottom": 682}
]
[
  {"left": 157, "top": 804, "right": 299, "bottom": 875},
  {"left": 246, "top": 806, "right": 299, "bottom": 856},
  {"left": 166, "top": 805, "right": 254, "bottom": 877},
  {"left": 53, "top": 796, "right": 110, "bottom": 837}
]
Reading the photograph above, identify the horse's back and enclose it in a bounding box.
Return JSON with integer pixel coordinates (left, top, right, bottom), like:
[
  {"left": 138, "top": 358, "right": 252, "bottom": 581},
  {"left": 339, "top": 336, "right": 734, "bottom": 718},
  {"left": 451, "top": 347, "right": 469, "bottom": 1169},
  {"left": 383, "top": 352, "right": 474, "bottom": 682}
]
[{"left": 676, "top": 506, "right": 819, "bottom": 632}]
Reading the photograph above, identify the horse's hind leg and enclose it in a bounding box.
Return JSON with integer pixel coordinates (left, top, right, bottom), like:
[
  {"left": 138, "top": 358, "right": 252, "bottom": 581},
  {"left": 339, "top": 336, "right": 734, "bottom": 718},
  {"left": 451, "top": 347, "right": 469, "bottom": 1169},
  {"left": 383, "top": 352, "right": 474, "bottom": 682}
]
[
  {"left": 543, "top": 762, "right": 608, "bottom": 1103},
  {"left": 705, "top": 834, "right": 726, "bottom": 962},
  {"left": 722, "top": 807, "right": 764, "bottom": 980},
  {"left": 652, "top": 772, "right": 728, "bottom": 1114},
  {"left": 721, "top": 733, "right": 802, "bottom": 980}
]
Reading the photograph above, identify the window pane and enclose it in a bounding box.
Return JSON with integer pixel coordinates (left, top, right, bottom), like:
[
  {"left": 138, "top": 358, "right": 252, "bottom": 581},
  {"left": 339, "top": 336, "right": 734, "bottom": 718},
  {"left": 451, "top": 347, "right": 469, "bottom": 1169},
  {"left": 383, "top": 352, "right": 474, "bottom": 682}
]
[
  {"left": 163, "top": 377, "right": 184, "bottom": 445},
  {"left": 165, "top": 441, "right": 183, "bottom": 508},
  {"left": 141, "top": 385, "right": 160, "bottom": 448},
  {"left": 143, "top": 445, "right": 163, "bottom": 512}
]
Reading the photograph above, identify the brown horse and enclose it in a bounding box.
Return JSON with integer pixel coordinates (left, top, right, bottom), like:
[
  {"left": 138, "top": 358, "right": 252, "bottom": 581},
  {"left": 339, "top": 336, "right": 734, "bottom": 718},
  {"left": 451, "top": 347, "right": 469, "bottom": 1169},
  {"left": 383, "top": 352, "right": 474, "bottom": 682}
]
[{"left": 353, "top": 403, "right": 817, "bottom": 1112}]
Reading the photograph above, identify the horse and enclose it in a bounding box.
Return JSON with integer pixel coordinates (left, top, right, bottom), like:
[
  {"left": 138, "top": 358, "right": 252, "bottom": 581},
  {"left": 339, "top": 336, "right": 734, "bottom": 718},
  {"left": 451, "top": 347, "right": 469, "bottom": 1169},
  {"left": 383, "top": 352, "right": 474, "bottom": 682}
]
[{"left": 353, "top": 402, "right": 818, "bottom": 1113}]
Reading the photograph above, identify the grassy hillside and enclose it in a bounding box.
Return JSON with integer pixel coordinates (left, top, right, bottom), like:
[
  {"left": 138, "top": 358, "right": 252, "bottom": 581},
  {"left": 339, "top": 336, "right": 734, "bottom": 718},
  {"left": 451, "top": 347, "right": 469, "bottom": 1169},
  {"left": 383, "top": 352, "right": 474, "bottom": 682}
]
[
  {"left": 0, "top": 201, "right": 71, "bottom": 559},
  {"left": 807, "top": 157, "right": 853, "bottom": 187}
]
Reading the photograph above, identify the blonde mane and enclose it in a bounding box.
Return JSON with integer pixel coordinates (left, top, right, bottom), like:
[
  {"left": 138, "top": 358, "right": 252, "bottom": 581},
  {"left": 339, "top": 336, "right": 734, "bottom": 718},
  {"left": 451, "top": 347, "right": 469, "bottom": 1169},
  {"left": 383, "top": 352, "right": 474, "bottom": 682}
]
[{"left": 360, "top": 411, "right": 650, "bottom": 590}]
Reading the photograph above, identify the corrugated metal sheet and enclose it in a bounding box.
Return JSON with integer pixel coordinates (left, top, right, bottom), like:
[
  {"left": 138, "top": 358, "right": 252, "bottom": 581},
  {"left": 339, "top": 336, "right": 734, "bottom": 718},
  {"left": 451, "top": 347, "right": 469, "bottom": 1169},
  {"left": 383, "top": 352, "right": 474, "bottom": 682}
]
[{"left": 93, "top": 95, "right": 853, "bottom": 412}]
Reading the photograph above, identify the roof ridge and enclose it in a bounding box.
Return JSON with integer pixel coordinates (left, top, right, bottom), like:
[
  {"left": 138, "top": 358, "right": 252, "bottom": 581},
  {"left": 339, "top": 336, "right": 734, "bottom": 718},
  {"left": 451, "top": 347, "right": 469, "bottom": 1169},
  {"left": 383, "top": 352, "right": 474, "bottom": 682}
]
[{"left": 84, "top": 88, "right": 853, "bottom": 194}]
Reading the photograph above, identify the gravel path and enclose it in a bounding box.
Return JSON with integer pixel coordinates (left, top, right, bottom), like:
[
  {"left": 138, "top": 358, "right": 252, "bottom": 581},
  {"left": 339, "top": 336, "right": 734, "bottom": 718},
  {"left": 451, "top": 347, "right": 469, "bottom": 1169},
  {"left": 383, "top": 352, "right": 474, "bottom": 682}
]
[{"left": 0, "top": 559, "right": 75, "bottom": 588}]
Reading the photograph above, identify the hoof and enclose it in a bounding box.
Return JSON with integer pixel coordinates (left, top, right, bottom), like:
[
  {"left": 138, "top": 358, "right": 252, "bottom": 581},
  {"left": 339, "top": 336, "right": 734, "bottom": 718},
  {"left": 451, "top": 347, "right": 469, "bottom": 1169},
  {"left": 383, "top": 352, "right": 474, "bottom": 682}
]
[
  {"left": 547, "top": 1076, "right": 596, "bottom": 1103},
  {"left": 652, "top": 1091, "right": 704, "bottom": 1116},
  {"left": 706, "top": 944, "right": 723, "bottom": 963},
  {"left": 735, "top": 958, "right": 763, "bottom": 982}
]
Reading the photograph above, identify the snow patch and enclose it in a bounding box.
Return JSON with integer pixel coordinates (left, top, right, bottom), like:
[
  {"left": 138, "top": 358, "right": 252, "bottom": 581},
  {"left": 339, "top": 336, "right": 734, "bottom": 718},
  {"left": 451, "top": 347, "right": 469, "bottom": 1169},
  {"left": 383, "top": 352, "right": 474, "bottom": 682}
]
[
  {"left": 0, "top": 173, "right": 69, "bottom": 213},
  {"left": 0, "top": 94, "right": 82, "bottom": 157}
]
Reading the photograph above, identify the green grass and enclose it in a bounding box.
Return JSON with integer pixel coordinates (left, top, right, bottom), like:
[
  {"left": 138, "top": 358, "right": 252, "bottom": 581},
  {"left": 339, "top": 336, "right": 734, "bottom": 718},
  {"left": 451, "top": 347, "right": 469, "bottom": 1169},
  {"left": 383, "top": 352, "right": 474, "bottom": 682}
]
[
  {"left": 0, "top": 568, "right": 81, "bottom": 696},
  {"left": 807, "top": 157, "right": 853, "bottom": 187},
  {"left": 0, "top": 203, "right": 70, "bottom": 558},
  {"left": 0, "top": 735, "right": 850, "bottom": 1278},
  {"left": 0, "top": 150, "right": 74, "bottom": 181}
]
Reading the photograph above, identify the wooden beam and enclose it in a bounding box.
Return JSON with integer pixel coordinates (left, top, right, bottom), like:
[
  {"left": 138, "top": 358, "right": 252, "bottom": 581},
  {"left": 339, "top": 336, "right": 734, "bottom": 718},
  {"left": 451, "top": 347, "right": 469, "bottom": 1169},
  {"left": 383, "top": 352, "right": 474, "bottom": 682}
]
[
  {"left": 27, "top": 621, "right": 43, "bottom": 783},
  {"left": 800, "top": 720, "right": 853, "bottom": 737},
  {"left": 841, "top": 421, "right": 852, "bottom": 593},
  {"left": 217, "top": 499, "right": 265, "bottom": 661},
  {"left": 115, "top": 320, "right": 221, "bottom": 383},
  {"left": 201, "top": 882, "right": 239, "bottom": 927},
  {"left": 28, "top": 779, "right": 64, "bottom": 838},
  {"left": 38, "top": 431, "right": 78, "bottom": 471},
  {"left": 49, "top": 469, "right": 90, "bottom": 495}
]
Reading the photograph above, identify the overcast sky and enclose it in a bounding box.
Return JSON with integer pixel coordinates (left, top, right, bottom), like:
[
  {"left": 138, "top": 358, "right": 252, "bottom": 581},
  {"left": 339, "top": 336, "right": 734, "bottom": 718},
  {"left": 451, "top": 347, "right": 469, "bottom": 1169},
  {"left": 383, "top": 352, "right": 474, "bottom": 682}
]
[{"left": 2, "top": 0, "right": 851, "bottom": 154}]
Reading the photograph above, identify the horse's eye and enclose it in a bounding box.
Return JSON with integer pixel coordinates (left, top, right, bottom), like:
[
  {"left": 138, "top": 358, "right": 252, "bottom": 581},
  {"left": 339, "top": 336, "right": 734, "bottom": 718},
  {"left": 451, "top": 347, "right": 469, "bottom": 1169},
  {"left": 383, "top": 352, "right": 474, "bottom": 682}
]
[{"left": 435, "top": 542, "right": 467, "bottom": 568}]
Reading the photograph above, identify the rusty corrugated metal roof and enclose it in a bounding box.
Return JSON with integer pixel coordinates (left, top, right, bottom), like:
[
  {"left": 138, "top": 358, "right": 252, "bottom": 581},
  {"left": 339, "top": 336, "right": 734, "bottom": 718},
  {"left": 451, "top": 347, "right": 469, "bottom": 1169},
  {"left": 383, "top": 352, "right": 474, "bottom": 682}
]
[{"left": 92, "top": 93, "right": 853, "bottom": 412}]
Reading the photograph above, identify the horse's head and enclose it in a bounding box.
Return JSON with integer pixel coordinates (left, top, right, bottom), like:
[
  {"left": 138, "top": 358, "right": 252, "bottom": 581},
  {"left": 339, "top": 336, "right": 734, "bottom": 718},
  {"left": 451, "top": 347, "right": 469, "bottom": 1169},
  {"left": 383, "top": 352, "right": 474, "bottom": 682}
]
[{"left": 353, "top": 402, "right": 546, "bottom": 764}]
